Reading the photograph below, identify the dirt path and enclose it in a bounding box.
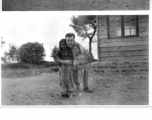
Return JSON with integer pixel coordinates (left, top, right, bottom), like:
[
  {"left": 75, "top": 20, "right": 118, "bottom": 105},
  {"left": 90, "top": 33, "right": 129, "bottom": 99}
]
[
  {"left": 2, "top": 72, "right": 148, "bottom": 105},
  {"left": 2, "top": 0, "right": 149, "bottom": 11}
]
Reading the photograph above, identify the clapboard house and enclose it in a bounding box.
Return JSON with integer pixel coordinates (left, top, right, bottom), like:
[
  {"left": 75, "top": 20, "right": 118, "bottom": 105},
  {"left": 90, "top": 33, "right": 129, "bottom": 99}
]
[{"left": 93, "top": 15, "right": 149, "bottom": 73}]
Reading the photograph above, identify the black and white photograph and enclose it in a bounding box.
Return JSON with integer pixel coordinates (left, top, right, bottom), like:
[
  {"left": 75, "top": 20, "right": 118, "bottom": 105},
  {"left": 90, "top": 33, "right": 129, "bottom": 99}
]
[
  {"left": 0, "top": 0, "right": 152, "bottom": 119},
  {"left": 1, "top": 14, "right": 149, "bottom": 105},
  {"left": 2, "top": 0, "right": 150, "bottom": 11}
]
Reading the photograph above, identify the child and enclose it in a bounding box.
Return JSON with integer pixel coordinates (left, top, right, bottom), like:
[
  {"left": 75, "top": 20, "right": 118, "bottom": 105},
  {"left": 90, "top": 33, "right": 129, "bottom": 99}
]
[
  {"left": 57, "top": 39, "right": 76, "bottom": 98},
  {"left": 72, "top": 44, "right": 89, "bottom": 95}
]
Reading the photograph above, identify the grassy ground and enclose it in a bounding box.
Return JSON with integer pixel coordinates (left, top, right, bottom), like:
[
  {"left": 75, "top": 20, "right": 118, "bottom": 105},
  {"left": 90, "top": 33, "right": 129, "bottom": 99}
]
[
  {"left": 2, "top": 0, "right": 149, "bottom": 11},
  {"left": 1, "top": 62, "right": 149, "bottom": 105}
]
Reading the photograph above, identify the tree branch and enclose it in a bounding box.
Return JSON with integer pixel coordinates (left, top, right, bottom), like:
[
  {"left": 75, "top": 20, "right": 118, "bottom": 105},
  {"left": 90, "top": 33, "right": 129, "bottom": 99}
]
[
  {"left": 91, "top": 28, "right": 96, "bottom": 40},
  {"left": 83, "top": 25, "right": 91, "bottom": 39}
]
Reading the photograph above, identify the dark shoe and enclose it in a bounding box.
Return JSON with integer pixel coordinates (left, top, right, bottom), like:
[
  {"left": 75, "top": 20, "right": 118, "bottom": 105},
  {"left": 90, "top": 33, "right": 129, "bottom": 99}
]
[
  {"left": 61, "top": 93, "right": 68, "bottom": 98},
  {"left": 83, "top": 88, "right": 93, "bottom": 93}
]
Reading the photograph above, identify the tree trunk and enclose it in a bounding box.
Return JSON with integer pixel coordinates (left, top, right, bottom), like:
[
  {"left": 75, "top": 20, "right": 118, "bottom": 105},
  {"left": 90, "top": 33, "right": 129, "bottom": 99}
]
[{"left": 89, "top": 39, "right": 93, "bottom": 60}]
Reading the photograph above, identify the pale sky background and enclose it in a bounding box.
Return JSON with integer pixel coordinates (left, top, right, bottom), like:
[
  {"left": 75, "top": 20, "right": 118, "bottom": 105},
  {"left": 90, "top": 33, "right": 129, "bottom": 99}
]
[{"left": 0, "top": 12, "right": 97, "bottom": 61}]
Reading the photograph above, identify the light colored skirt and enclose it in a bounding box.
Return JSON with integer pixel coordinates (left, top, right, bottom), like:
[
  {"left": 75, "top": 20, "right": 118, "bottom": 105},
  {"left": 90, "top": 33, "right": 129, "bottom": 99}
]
[{"left": 59, "top": 65, "right": 75, "bottom": 94}]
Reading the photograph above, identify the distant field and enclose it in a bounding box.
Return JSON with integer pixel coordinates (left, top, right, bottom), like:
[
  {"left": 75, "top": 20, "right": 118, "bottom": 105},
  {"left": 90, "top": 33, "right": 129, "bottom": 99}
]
[
  {"left": 2, "top": 0, "right": 149, "bottom": 11},
  {"left": 1, "top": 62, "right": 149, "bottom": 105},
  {"left": 1, "top": 61, "right": 59, "bottom": 78}
]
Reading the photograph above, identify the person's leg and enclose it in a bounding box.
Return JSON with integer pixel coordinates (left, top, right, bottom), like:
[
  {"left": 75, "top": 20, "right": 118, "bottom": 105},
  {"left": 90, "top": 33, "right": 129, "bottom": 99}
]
[
  {"left": 73, "top": 68, "right": 78, "bottom": 85},
  {"left": 73, "top": 68, "right": 77, "bottom": 87},
  {"left": 83, "top": 69, "right": 93, "bottom": 93},
  {"left": 66, "top": 66, "right": 77, "bottom": 98},
  {"left": 76, "top": 83, "right": 82, "bottom": 96},
  {"left": 83, "top": 69, "right": 89, "bottom": 88},
  {"left": 60, "top": 66, "right": 68, "bottom": 97},
  {"left": 73, "top": 67, "right": 83, "bottom": 96}
]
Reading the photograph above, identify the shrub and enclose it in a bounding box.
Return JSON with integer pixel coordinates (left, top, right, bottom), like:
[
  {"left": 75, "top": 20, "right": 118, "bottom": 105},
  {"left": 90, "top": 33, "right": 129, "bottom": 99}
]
[
  {"left": 51, "top": 45, "right": 59, "bottom": 58},
  {"left": 17, "top": 42, "right": 45, "bottom": 64},
  {"left": 2, "top": 44, "right": 18, "bottom": 63}
]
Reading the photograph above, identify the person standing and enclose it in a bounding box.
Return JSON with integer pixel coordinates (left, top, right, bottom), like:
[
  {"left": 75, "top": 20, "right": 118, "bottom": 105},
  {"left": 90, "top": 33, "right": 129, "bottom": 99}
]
[
  {"left": 53, "top": 39, "right": 75, "bottom": 98},
  {"left": 55, "top": 33, "right": 93, "bottom": 93}
]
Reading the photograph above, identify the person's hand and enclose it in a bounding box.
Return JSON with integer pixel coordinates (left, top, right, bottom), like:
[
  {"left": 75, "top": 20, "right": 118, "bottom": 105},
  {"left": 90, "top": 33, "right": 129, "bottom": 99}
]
[
  {"left": 73, "top": 60, "right": 79, "bottom": 66},
  {"left": 77, "top": 55, "right": 85, "bottom": 59},
  {"left": 61, "top": 60, "right": 72, "bottom": 65}
]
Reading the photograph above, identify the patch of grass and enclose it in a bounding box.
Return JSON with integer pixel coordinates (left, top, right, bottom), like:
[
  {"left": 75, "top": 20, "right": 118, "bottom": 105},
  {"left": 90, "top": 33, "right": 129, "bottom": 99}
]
[
  {"left": 1, "top": 61, "right": 59, "bottom": 78},
  {"left": 39, "top": 61, "right": 59, "bottom": 68},
  {"left": 1, "top": 62, "right": 30, "bottom": 70},
  {"left": 1, "top": 61, "right": 59, "bottom": 70}
]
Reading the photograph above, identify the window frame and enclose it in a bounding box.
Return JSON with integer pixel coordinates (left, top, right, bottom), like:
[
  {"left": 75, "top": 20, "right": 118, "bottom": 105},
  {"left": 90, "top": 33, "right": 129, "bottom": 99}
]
[{"left": 107, "top": 15, "right": 139, "bottom": 39}]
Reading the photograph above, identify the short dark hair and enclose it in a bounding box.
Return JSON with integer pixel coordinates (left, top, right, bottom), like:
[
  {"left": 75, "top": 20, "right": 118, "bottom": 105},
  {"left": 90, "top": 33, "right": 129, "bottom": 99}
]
[
  {"left": 65, "top": 33, "right": 75, "bottom": 39},
  {"left": 59, "top": 39, "right": 66, "bottom": 49}
]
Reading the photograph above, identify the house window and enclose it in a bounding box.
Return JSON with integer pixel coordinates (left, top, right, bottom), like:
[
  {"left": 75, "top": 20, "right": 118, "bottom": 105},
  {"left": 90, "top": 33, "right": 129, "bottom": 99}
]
[
  {"left": 124, "top": 16, "right": 137, "bottom": 36},
  {"left": 108, "top": 15, "right": 138, "bottom": 38},
  {"left": 109, "top": 16, "right": 122, "bottom": 38}
]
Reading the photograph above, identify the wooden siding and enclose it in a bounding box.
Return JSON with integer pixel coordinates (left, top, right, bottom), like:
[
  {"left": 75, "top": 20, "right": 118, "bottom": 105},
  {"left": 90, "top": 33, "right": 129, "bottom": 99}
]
[
  {"left": 97, "top": 15, "right": 149, "bottom": 62},
  {"left": 91, "top": 61, "right": 148, "bottom": 73}
]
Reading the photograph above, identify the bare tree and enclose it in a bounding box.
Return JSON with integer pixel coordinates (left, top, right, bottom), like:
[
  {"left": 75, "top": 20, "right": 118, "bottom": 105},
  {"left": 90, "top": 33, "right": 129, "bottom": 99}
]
[{"left": 70, "top": 15, "right": 97, "bottom": 58}]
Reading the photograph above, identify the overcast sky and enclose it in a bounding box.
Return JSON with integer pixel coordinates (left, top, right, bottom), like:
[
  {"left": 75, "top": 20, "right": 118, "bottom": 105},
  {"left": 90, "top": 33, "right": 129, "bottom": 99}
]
[{"left": 0, "top": 12, "right": 97, "bottom": 61}]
